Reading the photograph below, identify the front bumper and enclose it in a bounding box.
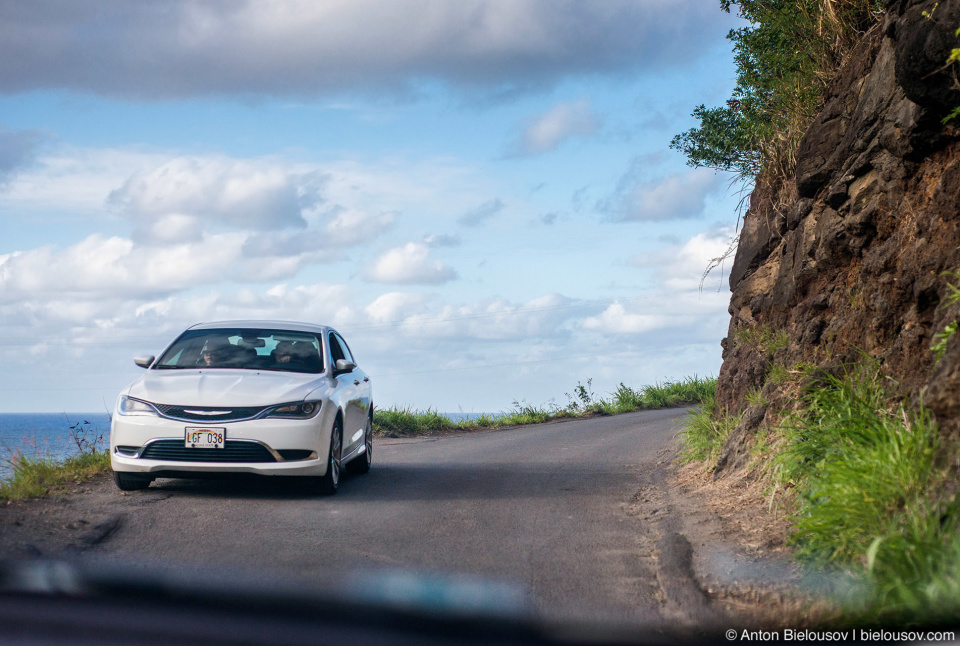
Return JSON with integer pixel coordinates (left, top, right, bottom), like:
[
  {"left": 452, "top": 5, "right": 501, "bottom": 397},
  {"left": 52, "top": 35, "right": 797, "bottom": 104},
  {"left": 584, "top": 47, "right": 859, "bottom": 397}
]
[{"left": 110, "top": 411, "right": 331, "bottom": 477}]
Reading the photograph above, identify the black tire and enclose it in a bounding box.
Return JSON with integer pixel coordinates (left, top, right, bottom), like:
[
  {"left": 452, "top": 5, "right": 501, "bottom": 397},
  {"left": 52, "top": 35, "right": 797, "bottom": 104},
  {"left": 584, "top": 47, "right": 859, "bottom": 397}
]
[
  {"left": 349, "top": 413, "right": 373, "bottom": 475},
  {"left": 113, "top": 470, "right": 151, "bottom": 491},
  {"left": 317, "top": 417, "right": 343, "bottom": 495}
]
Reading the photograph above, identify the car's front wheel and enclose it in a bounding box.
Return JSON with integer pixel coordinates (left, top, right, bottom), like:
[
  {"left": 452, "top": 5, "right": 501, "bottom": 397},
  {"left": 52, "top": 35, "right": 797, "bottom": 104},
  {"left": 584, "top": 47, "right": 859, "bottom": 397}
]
[
  {"left": 349, "top": 412, "right": 373, "bottom": 475},
  {"left": 113, "top": 471, "right": 151, "bottom": 491},
  {"left": 316, "top": 418, "right": 342, "bottom": 495}
]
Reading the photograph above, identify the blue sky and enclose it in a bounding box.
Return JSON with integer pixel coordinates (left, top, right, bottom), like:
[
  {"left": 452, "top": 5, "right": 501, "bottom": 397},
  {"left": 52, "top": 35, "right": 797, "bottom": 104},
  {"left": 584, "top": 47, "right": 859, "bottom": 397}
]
[{"left": 0, "top": 1, "right": 746, "bottom": 413}]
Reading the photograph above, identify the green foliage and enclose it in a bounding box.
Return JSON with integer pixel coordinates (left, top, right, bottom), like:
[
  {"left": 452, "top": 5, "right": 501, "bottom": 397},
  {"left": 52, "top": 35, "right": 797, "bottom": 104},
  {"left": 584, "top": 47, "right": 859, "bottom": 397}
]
[
  {"left": 936, "top": 20, "right": 960, "bottom": 124},
  {"left": 669, "top": 104, "right": 760, "bottom": 177},
  {"left": 932, "top": 321, "right": 958, "bottom": 362},
  {"left": 931, "top": 269, "right": 960, "bottom": 363},
  {"left": 943, "top": 268, "right": 960, "bottom": 306},
  {"left": 677, "top": 396, "right": 742, "bottom": 464},
  {"left": 565, "top": 378, "right": 601, "bottom": 413},
  {"left": 672, "top": 0, "right": 881, "bottom": 180}
]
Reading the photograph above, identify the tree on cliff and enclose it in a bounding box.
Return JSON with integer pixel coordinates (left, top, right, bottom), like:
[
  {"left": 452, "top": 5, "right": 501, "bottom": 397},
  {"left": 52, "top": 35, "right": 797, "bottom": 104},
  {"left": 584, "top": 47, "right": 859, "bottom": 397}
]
[{"left": 671, "top": 0, "right": 881, "bottom": 183}]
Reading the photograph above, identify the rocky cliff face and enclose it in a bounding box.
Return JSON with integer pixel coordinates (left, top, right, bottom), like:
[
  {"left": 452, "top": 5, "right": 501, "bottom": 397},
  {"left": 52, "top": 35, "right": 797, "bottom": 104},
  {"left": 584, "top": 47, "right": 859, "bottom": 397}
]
[{"left": 715, "top": 0, "right": 960, "bottom": 473}]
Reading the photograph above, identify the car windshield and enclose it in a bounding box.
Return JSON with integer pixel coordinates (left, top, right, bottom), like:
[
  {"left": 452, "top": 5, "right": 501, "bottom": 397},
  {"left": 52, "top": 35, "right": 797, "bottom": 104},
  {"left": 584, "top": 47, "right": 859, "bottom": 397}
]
[{"left": 155, "top": 328, "right": 324, "bottom": 374}]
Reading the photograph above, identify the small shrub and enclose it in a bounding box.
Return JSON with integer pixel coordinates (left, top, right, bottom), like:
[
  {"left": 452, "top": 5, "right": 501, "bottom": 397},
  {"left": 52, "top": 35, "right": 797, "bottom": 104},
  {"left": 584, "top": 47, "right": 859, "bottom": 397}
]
[
  {"left": 565, "top": 379, "right": 601, "bottom": 413},
  {"left": 932, "top": 321, "right": 958, "bottom": 362}
]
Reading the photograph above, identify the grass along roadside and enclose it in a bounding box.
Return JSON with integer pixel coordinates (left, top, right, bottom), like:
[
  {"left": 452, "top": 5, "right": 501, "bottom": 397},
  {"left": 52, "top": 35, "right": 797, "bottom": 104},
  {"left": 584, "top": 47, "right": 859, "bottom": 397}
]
[
  {"left": 1, "top": 451, "right": 110, "bottom": 503},
  {"left": 676, "top": 394, "right": 742, "bottom": 464},
  {"left": 678, "top": 364, "right": 960, "bottom": 623},
  {"left": 1, "top": 419, "right": 112, "bottom": 503},
  {"left": 777, "top": 367, "right": 957, "bottom": 623},
  {"left": 373, "top": 375, "right": 716, "bottom": 437}
]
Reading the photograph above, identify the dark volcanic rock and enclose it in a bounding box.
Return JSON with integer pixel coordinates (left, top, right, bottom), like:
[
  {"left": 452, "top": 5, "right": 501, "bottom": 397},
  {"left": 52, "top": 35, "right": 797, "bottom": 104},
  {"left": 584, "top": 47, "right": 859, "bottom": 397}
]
[
  {"left": 895, "top": 0, "right": 960, "bottom": 119},
  {"left": 715, "top": 0, "right": 960, "bottom": 461}
]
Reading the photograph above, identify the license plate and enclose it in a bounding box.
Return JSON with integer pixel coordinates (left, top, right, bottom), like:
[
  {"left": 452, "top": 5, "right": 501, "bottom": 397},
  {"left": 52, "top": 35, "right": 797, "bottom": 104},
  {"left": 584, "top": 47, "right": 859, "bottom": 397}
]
[{"left": 185, "top": 427, "right": 225, "bottom": 449}]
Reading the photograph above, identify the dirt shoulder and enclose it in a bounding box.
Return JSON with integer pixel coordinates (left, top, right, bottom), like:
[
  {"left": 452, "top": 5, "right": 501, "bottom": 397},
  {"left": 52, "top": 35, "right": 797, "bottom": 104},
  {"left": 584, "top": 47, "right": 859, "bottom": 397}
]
[
  {"left": 625, "top": 441, "right": 817, "bottom": 629},
  {"left": 1, "top": 472, "right": 170, "bottom": 559}
]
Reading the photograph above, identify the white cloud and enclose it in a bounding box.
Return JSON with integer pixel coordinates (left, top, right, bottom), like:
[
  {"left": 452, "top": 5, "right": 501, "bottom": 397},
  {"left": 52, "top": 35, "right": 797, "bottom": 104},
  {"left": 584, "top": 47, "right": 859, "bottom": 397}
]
[
  {"left": 140, "top": 214, "right": 202, "bottom": 244},
  {"left": 629, "top": 226, "right": 738, "bottom": 290},
  {"left": 583, "top": 303, "right": 671, "bottom": 335},
  {"left": 601, "top": 166, "right": 723, "bottom": 222},
  {"left": 108, "top": 157, "right": 325, "bottom": 236},
  {"left": 0, "top": 1, "right": 735, "bottom": 99},
  {"left": 508, "top": 99, "right": 600, "bottom": 155},
  {"left": 364, "top": 242, "right": 458, "bottom": 285},
  {"left": 364, "top": 292, "right": 431, "bottom": 323},
  {"left": 393, "top": 293, "right": 576, "bottom": 341},
  {"left": 0, "top": 233, "right": 246, "bottom": 302}
]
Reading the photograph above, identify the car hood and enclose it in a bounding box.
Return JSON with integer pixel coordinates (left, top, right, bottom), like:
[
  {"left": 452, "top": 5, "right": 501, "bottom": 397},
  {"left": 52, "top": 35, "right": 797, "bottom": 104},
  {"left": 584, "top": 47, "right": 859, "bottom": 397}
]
[{"left": 127, "top": 369, "right": 326, "bottom": 407}]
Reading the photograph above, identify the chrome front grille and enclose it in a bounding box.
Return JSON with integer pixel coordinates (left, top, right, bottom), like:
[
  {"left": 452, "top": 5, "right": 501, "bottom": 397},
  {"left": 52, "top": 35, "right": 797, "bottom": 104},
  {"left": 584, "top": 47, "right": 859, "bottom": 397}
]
[{"left": 154, "top": 404, "right": 268, "bottom": 422}]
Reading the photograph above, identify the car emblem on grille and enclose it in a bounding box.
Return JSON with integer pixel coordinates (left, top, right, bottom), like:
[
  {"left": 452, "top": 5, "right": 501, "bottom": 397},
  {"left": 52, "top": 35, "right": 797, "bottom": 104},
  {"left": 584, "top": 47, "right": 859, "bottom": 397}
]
[{"left": 183, "top": 409, "right": 232, "bottom": 415}]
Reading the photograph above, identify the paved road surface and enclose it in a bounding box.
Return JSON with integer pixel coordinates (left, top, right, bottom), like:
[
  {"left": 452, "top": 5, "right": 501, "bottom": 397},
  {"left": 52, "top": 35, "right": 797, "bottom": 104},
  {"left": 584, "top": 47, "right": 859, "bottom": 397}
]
[{"left": 23, "top": 408, "right": 691, "bottom": 626}]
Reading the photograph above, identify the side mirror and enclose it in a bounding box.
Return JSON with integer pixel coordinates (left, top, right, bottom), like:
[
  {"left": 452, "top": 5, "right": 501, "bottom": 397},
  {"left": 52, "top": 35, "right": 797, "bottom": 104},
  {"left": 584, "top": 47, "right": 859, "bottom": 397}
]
[
  {"left": 334, "top": 359, "right": 356, "bottom": 375},
  {"left": 134, "top": 355, "right": 155, "bottom": 369}
]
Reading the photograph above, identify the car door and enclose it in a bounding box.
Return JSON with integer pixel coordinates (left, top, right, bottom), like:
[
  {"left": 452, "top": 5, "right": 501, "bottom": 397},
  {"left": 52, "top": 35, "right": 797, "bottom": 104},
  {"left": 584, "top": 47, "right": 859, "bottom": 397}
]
[
  {"left": 336, "top": 332, "right": 370, "bottom": 428},
  {"left": 329, "top": 332, "right": 365, "bottom": 455}
]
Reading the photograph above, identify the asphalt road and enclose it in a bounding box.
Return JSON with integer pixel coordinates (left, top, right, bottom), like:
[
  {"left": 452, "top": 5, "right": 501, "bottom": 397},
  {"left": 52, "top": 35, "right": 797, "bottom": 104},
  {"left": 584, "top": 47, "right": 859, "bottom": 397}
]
[{"left": 18, "top": 408, "right": 691, "bottom": 626}]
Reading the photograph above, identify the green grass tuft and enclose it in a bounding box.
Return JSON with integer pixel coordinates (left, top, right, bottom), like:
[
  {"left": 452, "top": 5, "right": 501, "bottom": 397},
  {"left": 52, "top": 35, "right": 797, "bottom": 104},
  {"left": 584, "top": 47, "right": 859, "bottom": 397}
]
[
  {"left": 677, "top": 395, "right": 741, "bottom": 465},
  {"left": 931, "top": 269, "right": 960, "bottom": 363},
  {"left": 734, "top": 324, "right": 790, "bottom": 355},
  {"left": 604, "top": 375, "right": 717, "bottom": 414}
]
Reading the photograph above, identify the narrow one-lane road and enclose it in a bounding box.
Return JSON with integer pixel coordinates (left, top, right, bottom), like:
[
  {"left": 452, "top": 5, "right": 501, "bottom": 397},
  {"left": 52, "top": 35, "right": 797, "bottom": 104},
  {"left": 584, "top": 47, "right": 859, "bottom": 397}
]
[{"left": 2, "top": 408, "right": 692, "bottom": 626}]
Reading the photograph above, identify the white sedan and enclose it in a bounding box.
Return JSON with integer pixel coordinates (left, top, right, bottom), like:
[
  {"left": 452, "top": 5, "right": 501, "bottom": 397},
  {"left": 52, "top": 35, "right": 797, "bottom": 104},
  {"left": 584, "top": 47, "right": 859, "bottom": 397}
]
[{"left": 110, "top": 321, "right": 373, "bottom": 494}]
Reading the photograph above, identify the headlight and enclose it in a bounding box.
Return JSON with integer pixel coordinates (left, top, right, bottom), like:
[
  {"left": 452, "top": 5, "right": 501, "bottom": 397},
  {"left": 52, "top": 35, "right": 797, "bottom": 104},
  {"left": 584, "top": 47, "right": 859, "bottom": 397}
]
[
  {"left": 261, "top": 401, "right": 322, "bottom": 419},
  {"left": 118, "top": 395, "right": 160, "bottom": 416}
]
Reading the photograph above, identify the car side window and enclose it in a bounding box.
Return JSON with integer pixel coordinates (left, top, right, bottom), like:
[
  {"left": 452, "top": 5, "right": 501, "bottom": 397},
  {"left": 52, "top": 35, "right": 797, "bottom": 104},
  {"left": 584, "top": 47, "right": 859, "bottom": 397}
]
[
  {"left": 334, "top": 332, "right": 355, "bottom": 365},
  {"left": 329, "top": 333, "right": 345, "bottom": 364}
]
